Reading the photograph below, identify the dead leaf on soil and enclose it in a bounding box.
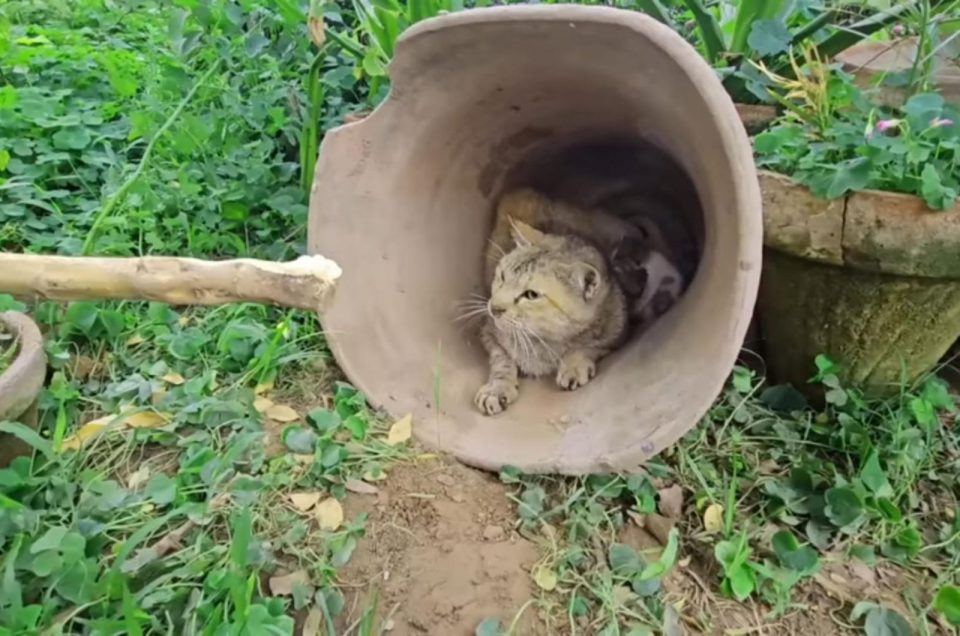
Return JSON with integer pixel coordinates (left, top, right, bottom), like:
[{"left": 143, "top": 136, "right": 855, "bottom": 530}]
[
  {"left": 127, "top": 465, "right": 151, "bottom": 490},
  {"left": 265, "top": 404, "right": 300, "bottom": 422},
  {"left": 302, "top": 608, "right": 324, "bottom": 636},
  {"left": 124, "top": 411, "right": 171, "bottom": 428},
  {"left": 703, "top": 503, "right": 724, "bottom": 533},
  {"left": 161, "top": 372, "right": 186, "bottom": 386},
  {"left": 268, "top": 569, "right": 310, "bottom": 596},
  {"left": 61, "top": 420, "right": 110, "bottom": 451},
  {"left": 533, "top": 565, "right": 558, "bottom": 591},
  {"left": 60, "top": 409, "right": 169, "bottom": 450},
  {"left": 289, "top": 491, "right": 322, "bottom": 512},
  {"left": 315, "top": 497, "right": 344, "bottom": 530},
  {"left": 657, "top": 484, "right": 684, "bottom": 518},
  {"left": 253, "top": 396, "right": 274, "bottom": 413},
  {"left": 387, "top": 413, "right": 413, "bottom": 445},
  {"left": 345, "top": 479, "right": 379, "bottom": 495}
]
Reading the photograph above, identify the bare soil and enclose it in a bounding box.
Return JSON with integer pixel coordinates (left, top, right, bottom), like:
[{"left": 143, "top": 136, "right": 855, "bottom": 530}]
[
  {"left": 325, "top": 451, "right": 940, "bottom": 636},
  {"left": 336, "top": 455, "right": 546, "bottom": 635}
]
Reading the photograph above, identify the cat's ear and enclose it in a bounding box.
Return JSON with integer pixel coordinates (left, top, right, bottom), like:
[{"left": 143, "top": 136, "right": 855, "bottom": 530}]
[
  {"left": 508, "top": 218, "right": 545, "bottom": 247},
  {"left": 571, "top": 262, "right": 602, "bottom": 300}
]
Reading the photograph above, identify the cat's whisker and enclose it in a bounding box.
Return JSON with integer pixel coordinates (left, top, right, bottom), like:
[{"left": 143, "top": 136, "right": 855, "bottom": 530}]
[{"left": 454, "top": 306, "right": 491, "bottom": 323}]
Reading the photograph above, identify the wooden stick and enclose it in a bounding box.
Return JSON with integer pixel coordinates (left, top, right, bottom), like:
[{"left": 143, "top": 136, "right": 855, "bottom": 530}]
[{"left": 0, "top": 253, "right": 341, "bottom": 313}]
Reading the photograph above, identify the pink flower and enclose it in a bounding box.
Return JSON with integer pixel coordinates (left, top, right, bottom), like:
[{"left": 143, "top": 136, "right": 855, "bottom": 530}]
[
  {"left": 892, "top": 24, "right": 905, "bottom": 37},
  {"left": 876, "top": 119, "right": 901, "bottom": 132},
  {"left": 931, "top": 117, "right": 955, "bottom": 128}
]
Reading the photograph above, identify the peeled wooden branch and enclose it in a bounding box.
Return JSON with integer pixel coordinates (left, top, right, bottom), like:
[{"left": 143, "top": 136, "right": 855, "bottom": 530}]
[{"left": 0, "top": 254, "right": 341, "bottom": 312}]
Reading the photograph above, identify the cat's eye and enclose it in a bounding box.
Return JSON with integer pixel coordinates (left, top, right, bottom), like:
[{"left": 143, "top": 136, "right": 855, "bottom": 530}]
[{"left": 520, "top": 290, "right": 540, "bottom": 301}]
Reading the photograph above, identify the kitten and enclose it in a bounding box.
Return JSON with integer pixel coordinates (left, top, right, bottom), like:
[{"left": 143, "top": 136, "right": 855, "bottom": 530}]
[{"left": 474, "top": 219, "right": 629, "bottom": 416}]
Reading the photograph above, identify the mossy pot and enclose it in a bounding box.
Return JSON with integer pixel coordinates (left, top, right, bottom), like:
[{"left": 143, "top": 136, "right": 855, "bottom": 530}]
[
  {"left": 758, "top": 171, "right": 960, "bottom": 396},
  {"left": 0, "top": 311, "right": 46, "bottom": 467}
]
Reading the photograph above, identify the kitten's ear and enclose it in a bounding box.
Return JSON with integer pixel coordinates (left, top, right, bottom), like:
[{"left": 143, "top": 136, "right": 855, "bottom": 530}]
[
  {"left": 571, "top": 262, "right": 602, "bottom": 300},
  {"left": 508, "top": 218, "right": 545, "bottom": 247}
]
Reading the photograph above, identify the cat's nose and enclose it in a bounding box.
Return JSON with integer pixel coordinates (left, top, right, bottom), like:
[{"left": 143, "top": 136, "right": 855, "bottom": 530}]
[{"left": 490, "top": 303, "right": 505, "bottom": 317}]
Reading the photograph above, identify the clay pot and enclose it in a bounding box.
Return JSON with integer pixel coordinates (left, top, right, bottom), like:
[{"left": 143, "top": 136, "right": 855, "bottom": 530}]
[
  {"left": 758, "top": 171, "right": 960, "bottom": 395},
  {"left": 0, "top": 311, "right": 46, "bottom": 467},
  {"left": 309, "top": 6, "right": 762, "bottom": 474}
]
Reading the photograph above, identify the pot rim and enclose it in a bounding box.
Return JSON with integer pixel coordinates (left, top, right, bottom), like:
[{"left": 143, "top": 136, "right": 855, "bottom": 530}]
[
  {"left": 0, "top": 311, "right": 46, "bottom": 422},
  {"left": 759, "top": 170, "right": 960, "bottom": 279}
]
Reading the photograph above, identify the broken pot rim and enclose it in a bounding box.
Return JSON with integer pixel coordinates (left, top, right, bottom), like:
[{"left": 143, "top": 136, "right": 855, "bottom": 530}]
[
  {"left": 0, "top": 311, "right": 46, "bottom": 423},
  {"left": 759, "top": 169, "right": 960, "bottom": 279}
]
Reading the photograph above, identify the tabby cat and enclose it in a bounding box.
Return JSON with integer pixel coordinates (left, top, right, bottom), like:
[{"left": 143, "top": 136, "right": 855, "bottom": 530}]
[
  {"left": 474, "top": 217, "right": 629, "bottom": 415},
  {"left": 473, "top": 188, "right": 688, "bottom": 415}
]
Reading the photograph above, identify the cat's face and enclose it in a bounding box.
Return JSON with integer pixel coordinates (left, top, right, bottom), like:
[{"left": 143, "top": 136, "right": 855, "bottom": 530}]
[{"left": 488, "top": 221, "right": 608, "bottom": 341}]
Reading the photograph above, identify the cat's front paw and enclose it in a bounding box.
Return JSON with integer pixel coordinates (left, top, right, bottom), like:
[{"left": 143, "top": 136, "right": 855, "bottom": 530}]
[
  {"left": 475, "top": 380, "right": 519, "bottom": 415},
  {"left": 556, "top": 355, "right": 596, "bottom": 391}
]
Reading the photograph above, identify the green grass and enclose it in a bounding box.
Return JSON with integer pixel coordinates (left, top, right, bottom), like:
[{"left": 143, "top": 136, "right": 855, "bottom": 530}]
[
  {"left": 495, "top": 361, "right": 960, "bottom": 634},
  {"left": 0, "top": 1, "right": 408, "bottom": 633}
]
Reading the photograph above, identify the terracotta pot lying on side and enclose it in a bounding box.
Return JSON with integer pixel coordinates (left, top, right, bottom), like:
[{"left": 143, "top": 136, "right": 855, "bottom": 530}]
[
  {"left": 757, "top": 171, "right": 960, "bottom": 396},
  {"left": 0, "top": 311, "right": 46, "bottom": 467}
]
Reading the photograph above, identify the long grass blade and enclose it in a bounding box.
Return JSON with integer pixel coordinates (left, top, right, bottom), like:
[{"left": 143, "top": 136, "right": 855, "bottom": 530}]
[{"left": 680, "top": 0, "right": 726, "bottom": 63}]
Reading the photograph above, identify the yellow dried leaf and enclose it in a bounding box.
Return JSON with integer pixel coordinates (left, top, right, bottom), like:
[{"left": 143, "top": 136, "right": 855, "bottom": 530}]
[
  {"left": 344, "top": 479, "right": 379, "bottom": 495},
  {"left": 265, "top": 404, "right": 300, "bottom": 422},
  {"left": 161, "top": 372, "right": 186, "bottom": 386},
  {"left": 387, "top": 413, "right": 412, "bottom": 446},
  {"left": 703, "top": 503, "right": 724, "bottom": 534},
  {"left": 268, "top": 569, "right": 310, "bottom": 596},
  {"left": 124, "top": 411, "right": 170, "bottom": 429},
  {"left": 315, "top": 497, "right": 344, "bottom": 531},
  {"left": 60, "top": 418, "right": 111, "bottom": 451},
  {"left": 533, "top": 565, "right": 557, "bottom": 591},
  {"left": 253, "top": 396, "right": 274, "bottom": 413},
  {"left": 302, "top": 608, "right": 324, "bottom": 636},
  {"left": 289, "top": 491, "right": 321, "bottom": 512},
  {"left": 125, "top": 334, "right": 145, "bottom": 346}
]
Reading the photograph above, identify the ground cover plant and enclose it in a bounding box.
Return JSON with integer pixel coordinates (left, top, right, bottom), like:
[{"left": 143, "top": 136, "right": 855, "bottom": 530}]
[
  {"left": 754, "top": 48, "right": 960, "bottom": 210},
  {"left": 2, "top": 0, "right": 960, "bottom": 634}
]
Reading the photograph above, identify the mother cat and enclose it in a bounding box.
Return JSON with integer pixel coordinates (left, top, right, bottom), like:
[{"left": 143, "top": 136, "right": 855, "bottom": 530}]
[{"left": 474, "top": 189, "right": 686, "bottom": 416}]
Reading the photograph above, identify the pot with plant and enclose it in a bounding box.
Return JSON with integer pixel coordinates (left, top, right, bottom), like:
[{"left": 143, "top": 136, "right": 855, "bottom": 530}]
[
  {"left": 0, "top": 297, "right": 46, "bottom": 467},
  {"left": 750, "top": 48, "right": 960, "bottom": 395}
]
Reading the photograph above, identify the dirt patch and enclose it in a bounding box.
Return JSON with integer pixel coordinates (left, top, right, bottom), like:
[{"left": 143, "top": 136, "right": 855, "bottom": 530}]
[{"left": 336, "top": 454, "right": 545, "bottom": 635}]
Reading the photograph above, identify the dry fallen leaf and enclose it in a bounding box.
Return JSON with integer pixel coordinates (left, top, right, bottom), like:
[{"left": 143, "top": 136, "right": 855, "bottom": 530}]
[
  {"left": 289, "top": 491, "right": 322, "bottom": 512},
  {"left": 61, "top": 410, "right": 170, "bottom": 451},
  {"left": 268, "top": 569, "right": 310, "bottom": 596},
  {"left": 703, "top": 503, "right": 724, "bottom": 533},
  {"left": 60, "top": 417, "right": 111, "bottom": 451},
  {"left": 253, "top": 396, "right": 274, "bottom": 413},
  {"left": 161, "top": 372, "right": 186, "bottom": 386},
  {"left": 126, "top": 465, "right": 151, "bottom": 490},
  {"left": 265, "top": 404, "right": 300, "bottom": 422},
  {"left": 387, "top": 413, "right": 413, "bottom": 446},
  {"left": 345, "top": 479, "right": 380, "bottom": 495},
  {"left": 657, "top": 484, "right": 684, "bottom": 519},
  {"left": 533, "top": 565, "right": 558, "bottom": 591},
  {"left": 124, "top": 411, "right": 171, "bottom": 429},
  {"left": 302, "top": 608, "right": 324, "bottom": 636},
  {"left": 315, "top": 497, "right": 344, "bottom": 530}
]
